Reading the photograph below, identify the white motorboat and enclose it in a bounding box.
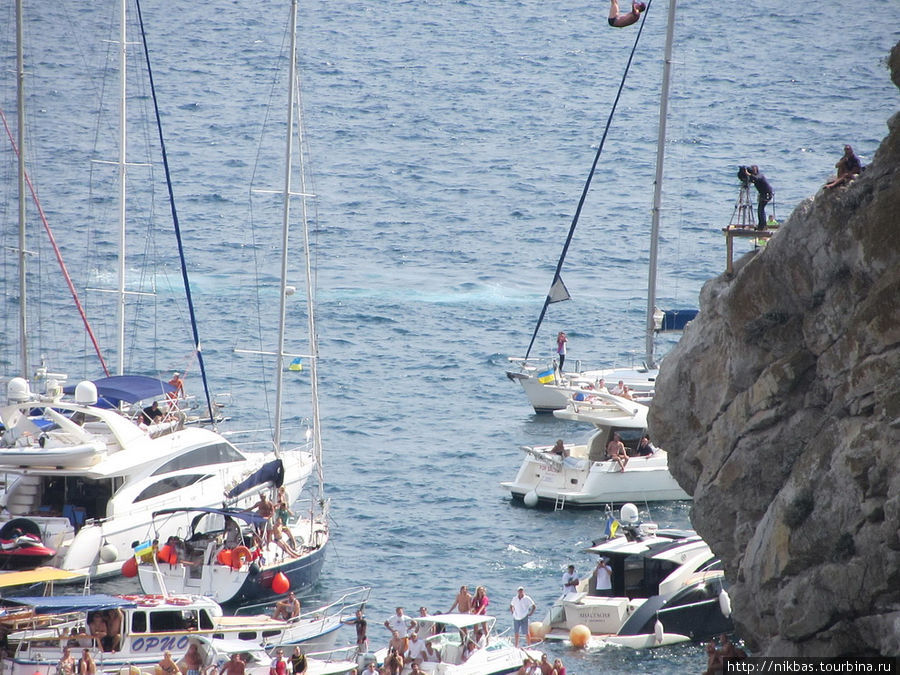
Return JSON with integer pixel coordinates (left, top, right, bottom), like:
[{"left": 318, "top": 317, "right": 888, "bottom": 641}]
[
  {"left": 374, "top": 613, "right": 543, "bottom": 675},
  {"left": 0, "top": 591, "right": 362, "bottom": 675},
  {"left": 501, "top": 392, "right": 688, "bottom": 509},
  {"left": 0, "top": 377, "right": 314, "bottom": 578},
  {"left": 536, "top": 505, "right": 733, "bottom": 648},
  {"left": 506, "top": 0, "right": 696, "bottom": 415}
]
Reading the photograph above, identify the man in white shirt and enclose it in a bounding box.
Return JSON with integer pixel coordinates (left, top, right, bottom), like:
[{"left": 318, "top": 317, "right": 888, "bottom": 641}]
[
  {"left": 508, "top": 586, "right": 536, "bottom": 647},
  {"left": 561, "top": 564, "right": 579, "bottom": 594},
  {"left": 405, "top": 633, "right": 427, "bottom": 665},
  {"left": 595, "top": 558, "right": 613, "bottom": 596},
  {"left": 384, "top": 607, "right": 415, "bottom": 635},
  {"left": 423, "top": 641, "right": 441, "bottom": 663}
]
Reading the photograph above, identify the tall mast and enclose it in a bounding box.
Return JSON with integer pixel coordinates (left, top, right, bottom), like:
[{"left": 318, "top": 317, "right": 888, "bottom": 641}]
[
  {"left": 115, "top": 0, "right": 128, "bottom": 375},
  {"left": 644, "top": 0, "right": 677, "bottom": 370},
  {"left": 15, "top": 0, "right": 28, "bottom": 378},
  {"left": 273, "top": 0, "right": 299, "bottom": 450}
]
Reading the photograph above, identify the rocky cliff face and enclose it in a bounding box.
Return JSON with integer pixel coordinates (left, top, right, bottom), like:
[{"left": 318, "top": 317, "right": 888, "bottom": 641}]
[{"left": 649, "top": 42, "right": 900, "bottom": 657}]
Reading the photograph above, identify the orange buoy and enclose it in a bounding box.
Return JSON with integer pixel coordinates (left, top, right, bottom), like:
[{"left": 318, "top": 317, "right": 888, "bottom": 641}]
[
  {"left": 231, "top": 546, "right": 251, "bottom": 570},
  {"left": 271, "top": 571, "right": 290, "bottom": 594},
  {"left": 569, "top": 624, "right": 591, "bottom": 648},
  {"left": 528, "top": 621, "right": 547, "bottom": 641},
  {"left": 121, "top": 557, "right": 138, "bottom": 578},
  {"left": 216, "top": 549, "right": 233, "bottom": 566}
]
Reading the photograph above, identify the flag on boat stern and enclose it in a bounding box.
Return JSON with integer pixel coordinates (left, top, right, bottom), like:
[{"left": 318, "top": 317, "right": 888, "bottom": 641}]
[
  {"left": 133, "top": 540, "right": 153, "bottom": 562},
  {"left": 547, "top": 275, "right": 571, "bottom": 304},
  {"left": 288, "top": 357, "right": 303, "bottom": 371},
  {"left": 603, "top": 516, "right": 619, "bottom": 540},
  {"left": 537, "top": 369, "right": 556, "bottom": 384}
]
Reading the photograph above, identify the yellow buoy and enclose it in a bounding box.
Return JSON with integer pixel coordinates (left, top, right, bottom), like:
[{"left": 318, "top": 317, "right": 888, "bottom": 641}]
[{"left": 569, "top": 624, "right": 591, "bottom": 648}]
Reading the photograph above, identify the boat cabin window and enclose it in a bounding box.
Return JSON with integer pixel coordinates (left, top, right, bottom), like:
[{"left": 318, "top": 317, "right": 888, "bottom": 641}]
[
  {"left": 151, "top": 443, "right": 244, "bottom": 476},
  {"left": 613, "top": 427, "right": 643, "bottom": 455},
  {"left": 132, "top": 609, "right": 201, "bottom": 633},
  {"left": 134, "top": 474, "right": 209, "bottom": 503},
  {"left": 39, "top": 476, "right": 116, "bottom": 522},
  {"left": 608, "top": 555, "right": 679, "bottom": 598},
  {"left": 667, "top": 584, "right": 717, "bottom": 607}
]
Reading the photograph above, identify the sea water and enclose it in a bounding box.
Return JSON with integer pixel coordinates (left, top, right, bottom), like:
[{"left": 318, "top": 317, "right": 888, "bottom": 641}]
[{"left": 1, "top": 0, "right": 898, "bottom": 672}]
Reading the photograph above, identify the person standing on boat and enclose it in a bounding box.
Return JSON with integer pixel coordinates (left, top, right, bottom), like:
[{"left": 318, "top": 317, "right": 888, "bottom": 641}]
[
  {"left": 608, "top": 0, "right": 646, "bottom": 27},
  {"left": 168, "top": 372, "right": 185, "bottom": 397},
  {"left": 79, "top": 649, "right": 97, "bottom": 675},
  {"left": 594, "top": 558, "right": 614, "bottom": 596},
  {"left": 268, "top": 648, "right": 288, "bottom": 675},
  {"left": 159, "top": 651, "right": 179, "bottom": 675},
  {"left": 561, "top": 564, "right": 579, "bottom": 594},
  {"left": 56, "top": 647, "right": 76, "bottom": 675},
  {"left": 219, "top": 653, "right": 246, "bottom": 675},
  {"left": 509, "top": 586, "right": 536, "bottom": 647},
  {"left": 746, "top": 165, "right": 774, "bottom": 230},
  {"left": 354, "top": 608, "right": 368, "bottom": 652},
  {"left": 449, "top": 585, "right": 473, "bottom": 613},
  {"left": 288, "top": 646, "right": 307, "bottom": 675},
  {"left": 252, "top": 491, "right": 276, "bottom": 542},
  {"left": 184, "top": 643, "right": 204, "bottom": 675},
  {"left": 556, "top": 331, "right": 568, "bottom": 372}
]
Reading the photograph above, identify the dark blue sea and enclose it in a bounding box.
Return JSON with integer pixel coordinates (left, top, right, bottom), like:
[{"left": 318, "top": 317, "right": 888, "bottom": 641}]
[{"left": 1, "top": 0, "right": 898, "bottom": 672}]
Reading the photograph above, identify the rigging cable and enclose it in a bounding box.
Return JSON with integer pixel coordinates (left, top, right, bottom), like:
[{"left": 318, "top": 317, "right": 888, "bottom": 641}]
[
  {"left": 524, "top": 0, "right": 654, "bottom": 360},
  {"left": 0, "top": 107, "right": 111, "bottom": 377},
  {"left": 134, "top": 0, "right": 217, "bottom": 428}
]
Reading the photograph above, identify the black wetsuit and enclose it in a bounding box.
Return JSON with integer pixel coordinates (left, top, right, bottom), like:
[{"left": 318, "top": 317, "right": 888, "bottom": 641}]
[{"left": 750, "top": 172, "right": 773, "bottom": 229}]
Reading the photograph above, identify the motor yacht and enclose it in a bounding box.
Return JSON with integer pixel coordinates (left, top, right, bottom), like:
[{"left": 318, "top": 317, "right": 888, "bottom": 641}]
[
  {"left": 501, "top": 392, "right": 688, "bottom": 509},
  {"left": 537, "top": 505, "right": 733, "bottom": 648},
  {"left": 0, "top": 376, "right": 314, "bottom": 579}
]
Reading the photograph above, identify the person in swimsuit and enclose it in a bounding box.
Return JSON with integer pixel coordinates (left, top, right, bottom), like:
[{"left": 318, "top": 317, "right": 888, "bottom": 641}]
[
  {"left": 608, "top": 0, "right": 646, "bottom": 27},
  {"left": 183, "top": 643, "right": 203, "bottom": 675},
  {"left": 158, "top": 651, "right": 179, "bottom": 675}
]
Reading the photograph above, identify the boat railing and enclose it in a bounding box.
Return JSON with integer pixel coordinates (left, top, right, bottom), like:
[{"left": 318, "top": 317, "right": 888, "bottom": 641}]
[
  {"left": 298, "top": 643, "right": 359, "bottom": 662},
  {"left": 236, "top": 585, "right": 371, "bottom": 622}
]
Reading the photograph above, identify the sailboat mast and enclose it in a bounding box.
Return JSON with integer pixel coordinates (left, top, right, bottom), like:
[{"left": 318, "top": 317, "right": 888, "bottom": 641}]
[
  {"left": 115, "top": 0, "right": 128, "bottom": 376},
  {"left": 273, "top": 0, "right": 300, "bottom": 450},
  {"left": 15, "top": 0, "right": 28, "bottom": 378},
  {"left": 645, "top": 0, "right": 677, "bottom": 370}
]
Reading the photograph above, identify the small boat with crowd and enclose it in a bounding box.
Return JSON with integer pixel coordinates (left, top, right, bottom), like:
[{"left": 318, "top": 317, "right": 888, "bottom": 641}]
[{"left": 0, "top": 588, "right": 368, "bottom": 675}]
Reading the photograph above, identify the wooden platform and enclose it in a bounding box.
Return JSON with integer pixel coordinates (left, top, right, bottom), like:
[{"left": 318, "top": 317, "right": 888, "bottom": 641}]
[{"left": 722, "top": 226, "right": 775, "bottom": 274}]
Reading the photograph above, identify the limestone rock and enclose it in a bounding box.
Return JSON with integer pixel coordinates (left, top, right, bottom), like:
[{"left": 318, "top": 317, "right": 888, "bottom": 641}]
[{"left": 649, "top": 41, "right": 900, "bottom": 657}]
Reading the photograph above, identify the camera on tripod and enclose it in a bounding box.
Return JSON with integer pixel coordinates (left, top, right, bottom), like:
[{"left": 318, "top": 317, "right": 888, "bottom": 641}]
[{"left": 737, "top": 165, "right": 752, "bottom": 187}]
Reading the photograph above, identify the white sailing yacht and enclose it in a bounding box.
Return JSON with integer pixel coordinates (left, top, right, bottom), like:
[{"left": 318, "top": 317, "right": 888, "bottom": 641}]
[
  {"left": 0, "top": 0, "right": 314, "bottom": 578},
  {"left": 506, "top": 0, "right": 696, "bottom": 414},
  {"left": 136, "top": 0, "right": 330, "bottom": 604}
]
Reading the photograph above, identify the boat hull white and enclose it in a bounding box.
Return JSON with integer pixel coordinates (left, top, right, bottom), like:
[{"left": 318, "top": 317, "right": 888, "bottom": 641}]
[
  {"left": 508, "top": 365, "right": 658, "bottom": 413},
  {"left": 502, "top": 452, "right": 689, "bottom": 507}
]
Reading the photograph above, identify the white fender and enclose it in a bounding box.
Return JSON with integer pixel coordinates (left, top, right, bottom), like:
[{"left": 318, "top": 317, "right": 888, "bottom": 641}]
[
  {"left": 719, "top": 588, "right": 732, "bottom": 619},
  {"left": 61, "top": 524, "right": 102, "bottom": 571},
  {"left": 523, "top": 490, "right": 539, "bottom": 508},
  {"left": 654, "top": 619, "right": 664, "bottom": 645}
]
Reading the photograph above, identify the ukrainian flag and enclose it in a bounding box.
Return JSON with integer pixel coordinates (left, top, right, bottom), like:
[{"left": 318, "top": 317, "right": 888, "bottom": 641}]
[
  {"left": 133, "top": 540, "right": 153, "bottom": 563},
  {"left": 602, "top": 516, "right": 619, "bottom": 540},
  {"left": 537, "top": 369, "right": 555, "bottom": 384},
  {"left": 288, "top": 357, "right": 303, "bottom": 372}
]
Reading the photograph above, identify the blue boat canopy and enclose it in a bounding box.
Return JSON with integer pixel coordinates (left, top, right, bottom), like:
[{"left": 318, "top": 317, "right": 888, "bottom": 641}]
[
  {"left": 152, "top": 506, "right": 268, "bottom": 528},
  {"left": 2, "top": 594, "right": 137, "bottom": 614},
  {"left": 224, "top": 459, "right": 284, "bottom": 498},
  {"left": 657, "top": 309, "right": 699, "bottom": 332},
  {"left": 63, "top": 375, "right": 175, "bottom": 407}
]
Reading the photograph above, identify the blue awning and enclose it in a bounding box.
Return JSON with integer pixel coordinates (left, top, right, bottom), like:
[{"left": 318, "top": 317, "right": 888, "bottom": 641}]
[
  {"left": 2, "top": 594, "right": 137, "bottom": 614},
  {"left": 63, "top": 375, "right": 176, "bottom": 407},
  {"left": 152, "top": 507, "right": 268, "bottom": 528},
  {"left": 658, "top": 309, "right": 699, "bottom": 332}
]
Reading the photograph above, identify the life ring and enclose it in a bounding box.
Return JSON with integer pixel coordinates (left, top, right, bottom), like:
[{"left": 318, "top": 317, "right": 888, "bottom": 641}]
[
  {"left": 166, "top": 597, "right": 192, "bottom": 606},
  {"left": 231, "top": 546, "right": 251, "bottom": 570},
  {"left": 138, "top": 598, "right": 162, "bottom": 607}
]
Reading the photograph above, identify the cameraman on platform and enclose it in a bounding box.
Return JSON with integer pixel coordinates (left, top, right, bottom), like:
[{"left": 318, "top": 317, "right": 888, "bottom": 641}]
[{"left": 744, "top": 165, "right": 774, "bottom": 230}]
